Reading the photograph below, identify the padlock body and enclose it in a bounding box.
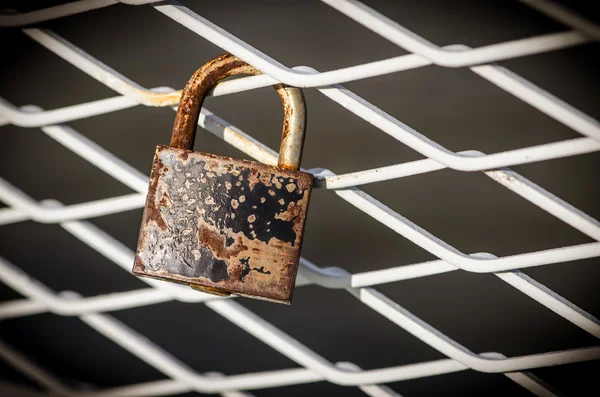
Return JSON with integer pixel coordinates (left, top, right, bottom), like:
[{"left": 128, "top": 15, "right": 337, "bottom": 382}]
[{"left": 133, "top": 145, "right": 313, "bottom": 304}]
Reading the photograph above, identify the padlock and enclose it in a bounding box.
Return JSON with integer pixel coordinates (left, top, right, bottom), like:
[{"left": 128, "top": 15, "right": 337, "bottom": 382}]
[{"left": 132, "top": 54, "right": 312, "bottom": 304}]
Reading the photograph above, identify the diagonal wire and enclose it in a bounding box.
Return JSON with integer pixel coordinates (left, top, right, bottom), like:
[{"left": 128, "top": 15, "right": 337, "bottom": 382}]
[
  {"left": 3, "top": 102, "right": 600, "bottom": 275},
  {"left": 0, "top": 0, "right": 118, "bottom": 27},
  {"left": 0, "top": 254, "right": 568, "bottom": 395},
  {"left": 318, "top": 0, "right": 591, "bottom": 67},
  {"left": 1, "top": 197, "right": 599, "bottom": 340},
  {"left": 3, "top": 27, "right": 598, "bottom": 170},
  {"left": 0, "top": 338, "right": 257, "bottom": 397},
  {"left": 0, "top": 118, "right": 597, "bottom": 379},
  {"left": 0, "top": 1, "right": 598, "bottom": 395},
  {"left": 1, "top": 102, "right": 599, "bottom": 337},
  {"left": 0, "top": 0, "right": 590, "bottom": 83},
  {"left": 154, "top": 0, "right": 589, "bottom": 76},
  {"left": 2, "top": 98, "right": 599, "bottom": 244}
]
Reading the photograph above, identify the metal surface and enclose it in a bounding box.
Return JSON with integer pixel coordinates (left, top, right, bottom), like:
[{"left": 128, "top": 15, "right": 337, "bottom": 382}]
[
  {"left": 134, "top": 146, "right": 312, "bottom": 303},
  {"left": 0, "top": 0, "right": 598, "bottom": 396},
  {"left": 134, "top": 54, "right": 311, "bottom": 302},
  {"left": 169, "top": 53, "right": 307, "bottom": 171}
]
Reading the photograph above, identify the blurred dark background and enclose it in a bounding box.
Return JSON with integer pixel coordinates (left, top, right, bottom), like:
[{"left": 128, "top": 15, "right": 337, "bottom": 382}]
[{"left": 1, "top": 1, "right": 599, "bottom": 396}]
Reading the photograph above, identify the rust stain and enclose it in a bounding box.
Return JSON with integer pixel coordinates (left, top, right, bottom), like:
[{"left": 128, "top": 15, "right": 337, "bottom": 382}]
[
  {"left": 296, "top": 172, "right": 313, "bottom": 191},
  {"left": 197, "top": 218, "right": 248, "bottom": 260},
  {"left": 247, "top": 167, "right": 261, "bottom": 191},
  {"left": 176, "top": 150, "right": 190, "bottom": 162},
  {"left": 159, "top": 192, "right": 170, "bottom": 208},
  {"left": 144, "top": 147, "right": 168, "bottom": 232},
  {"left": 281, "top": 102, "right": 291, "bottom": 141},
  {"left": 275, "top": 201, "right": 304, "bottom": 223},
  {"left": 170, "top": 55, "right": 263, "bottom": 151}
]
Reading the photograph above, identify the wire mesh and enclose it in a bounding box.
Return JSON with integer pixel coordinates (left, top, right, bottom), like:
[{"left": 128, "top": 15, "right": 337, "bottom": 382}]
[{"left": 0, "top": 0, "right": 598, "bottom": 396}]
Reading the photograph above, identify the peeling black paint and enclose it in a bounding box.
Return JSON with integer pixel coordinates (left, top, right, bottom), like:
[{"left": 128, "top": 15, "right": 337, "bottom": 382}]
[
  {"left": 160, "top": 151, "right": 306, "bottom": 247},
  {"left": 137, "top": 147, "right": 310, "bottom": 287},
  {"left": 190, "top": 162, "right": 305, "bottom": 246}
]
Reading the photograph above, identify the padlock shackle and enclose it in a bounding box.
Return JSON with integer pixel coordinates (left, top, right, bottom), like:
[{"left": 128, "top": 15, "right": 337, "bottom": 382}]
[{"left": 170, "top": 53, "right": 307, "bottom": 171}]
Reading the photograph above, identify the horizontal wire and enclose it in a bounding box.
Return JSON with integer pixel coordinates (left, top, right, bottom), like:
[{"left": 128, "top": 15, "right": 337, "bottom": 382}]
[
  {"left": 1, "top": 102, "right": 598, "bottom": 386},
  {"left": 0, "top": 257, "right": 172, "bottom": 316},
  {"left": 3, "top": 27, "right": 598, "bottom": 173},
  {"left": 41, "top": 117, "right": 600, "bottom": 379},
  {"left": 57, "top": 202, "right": 600, "bottom": 331},
  {"left": 0, "top": 337, "right": 258, "bottom": 397},
  {"left": 8, "top": 22, "right": 600, "bottom": 145},
  {"left": 0, "top": 0, "right": 598, "bottom": 395},
  {"left": 0, "top": 183, "right": 145, "bottom": 223},
  {"left": 0, "top": 330, "right": 550, "bottom": 397},
  {"left": 6, "top": 37, "right": 598, "bottom": 144},
  {"left": 312, "top": 78, "right": 600, "bottom": 170},
  {"left": 209, "top": 296, "right": 598, "bottom": 380},
  {"left": 1, "top": 214, "right": 599, "bottom": 339},
  {"left": 2, "top": 115, "right": 590, "bottom": 388},
  {"left": 335, "top": 185, "right": 600, "bottom": 272},
  {"left": 153, "top": 0, "right": 589, "bottom": 80},
  {"left": 317, "top": 156, "right": 600, "bottom": 241},
  {"left": 0, "top": 0, "right": 118, "bottom": 27},
  {"left": 157, "top": 0, "right": 599, "bottom": 140},
  {"left": 0, "top": 0, "right": 590, "bottom": 78},
  {"left": 2, "top": 128, "right": 598, "bottom": 244},
  {"left": 2, "top": 106, "right": 599, "bottom": 278},
  {"left": 2, "top": 100, "right": 596, "bottom": 386},
  {"left": 0, "top": 92, "right": 144, "bottom": 127},
  {"left": 351, "top": 287, "right": 598, "bottom": 374},
  {"left": 319, "top": 0, "right": 590, "bottom": 67},
  {"left": 336, "top": 362, "right": 403, "bottom": 397},
  {"left": 1, "top": 101, "right": 598, "bottom": 339},
  {"left": 0, "top": 256, "right": 459, "bottom": 393},
  {"left": 2, "top": 188, "right": 599, "bottom": 338},
  {"left": 80, "top": 313, "right": 465, "bottom": 391},
  {"left": 0, "top": 254, "right": 570, "bottom": 394}
]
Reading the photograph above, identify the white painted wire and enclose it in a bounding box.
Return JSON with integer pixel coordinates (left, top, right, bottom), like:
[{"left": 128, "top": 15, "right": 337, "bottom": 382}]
[{"left": 0, "top": 0, "right": 598, "bottom": 396}]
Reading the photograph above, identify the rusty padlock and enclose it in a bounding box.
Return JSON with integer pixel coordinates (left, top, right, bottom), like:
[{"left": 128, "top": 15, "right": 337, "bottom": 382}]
[{"left": 132, "top": 54, "right": 312, "bottom": 304}]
